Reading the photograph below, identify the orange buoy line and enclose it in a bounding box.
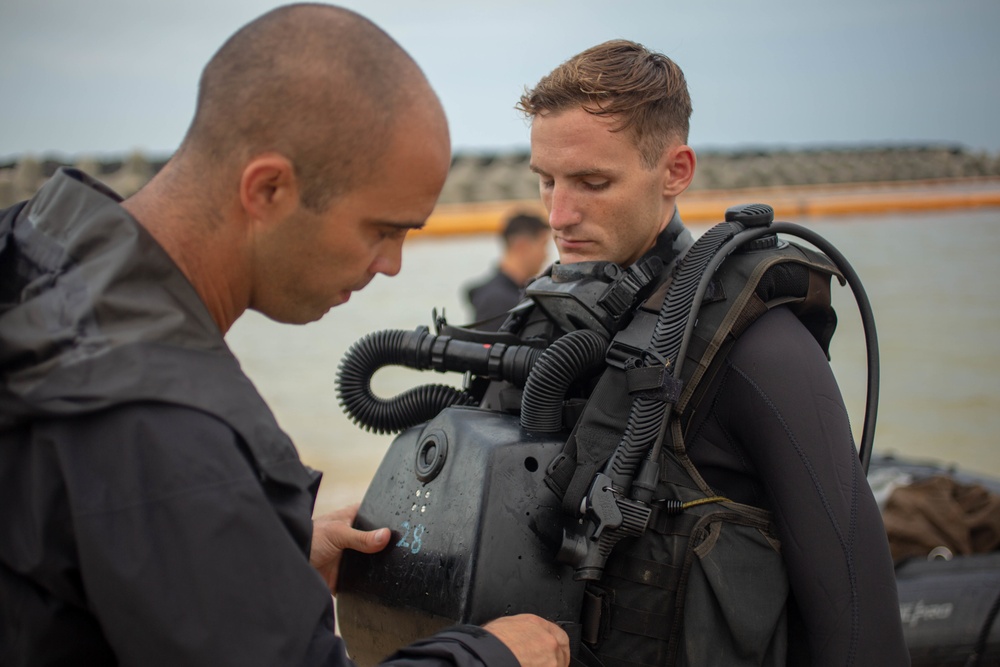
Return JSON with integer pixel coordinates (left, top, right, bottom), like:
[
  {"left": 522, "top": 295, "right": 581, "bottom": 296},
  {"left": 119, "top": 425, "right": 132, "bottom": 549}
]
[{"left": 413, "top": 178, "right": 1000, "bottom": 238}]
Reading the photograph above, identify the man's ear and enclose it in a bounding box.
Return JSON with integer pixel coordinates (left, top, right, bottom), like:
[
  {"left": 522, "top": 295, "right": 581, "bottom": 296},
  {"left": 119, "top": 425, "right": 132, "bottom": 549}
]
[
  {"left": 661, "top": 144, "right": 696, "bottom": 197},
  {"left": 239, "top": 154, "right": 300, "bottom": 223}
]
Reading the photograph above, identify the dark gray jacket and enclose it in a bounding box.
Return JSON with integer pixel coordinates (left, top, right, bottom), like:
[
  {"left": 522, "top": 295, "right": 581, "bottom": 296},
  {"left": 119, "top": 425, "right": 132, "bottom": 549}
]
[{"left": 0, "top": 169, "right": 517, "bottom": 667}]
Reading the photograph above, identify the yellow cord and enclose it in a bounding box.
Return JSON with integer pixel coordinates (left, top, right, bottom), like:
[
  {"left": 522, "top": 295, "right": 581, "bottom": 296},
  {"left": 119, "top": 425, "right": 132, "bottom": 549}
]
[{"left": 681, "top": 495, "right": 730, "bottom": 509}]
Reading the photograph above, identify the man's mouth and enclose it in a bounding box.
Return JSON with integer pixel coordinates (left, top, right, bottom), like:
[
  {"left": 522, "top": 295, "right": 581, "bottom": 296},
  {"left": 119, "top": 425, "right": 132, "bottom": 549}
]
[{"left": 556, "top": 237, "right": 589, "bottom": 249}]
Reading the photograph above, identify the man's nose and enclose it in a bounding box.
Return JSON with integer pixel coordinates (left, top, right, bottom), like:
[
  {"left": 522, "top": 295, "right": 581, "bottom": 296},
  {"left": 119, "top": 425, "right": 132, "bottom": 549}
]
[
  {"left": 547, "top": 185, "right": 580, "bottom": 230},
  {"left": 371, "top": 241, "right": 403, "bottom": 277}
]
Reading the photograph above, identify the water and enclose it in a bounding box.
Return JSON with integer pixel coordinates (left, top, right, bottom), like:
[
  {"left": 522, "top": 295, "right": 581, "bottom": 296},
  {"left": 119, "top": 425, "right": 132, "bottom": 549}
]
[{"left": 225, "top": 208, "right": 1000, "bottom": 516}]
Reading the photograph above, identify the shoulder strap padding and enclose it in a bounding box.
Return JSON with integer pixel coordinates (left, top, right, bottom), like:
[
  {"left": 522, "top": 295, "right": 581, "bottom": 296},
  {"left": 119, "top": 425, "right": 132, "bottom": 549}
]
[{"left": 673, "top": 242, "right": 841, "bottom": 416}]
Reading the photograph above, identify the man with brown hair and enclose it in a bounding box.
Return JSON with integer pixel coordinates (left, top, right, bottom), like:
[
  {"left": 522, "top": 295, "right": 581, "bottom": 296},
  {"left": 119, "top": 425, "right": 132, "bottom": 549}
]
[
  {"left": 0, "top": 4, "right": 568, "bottom": 666},
  {"left": 512, "top": 40, "right": 908, "bottom": 665}
]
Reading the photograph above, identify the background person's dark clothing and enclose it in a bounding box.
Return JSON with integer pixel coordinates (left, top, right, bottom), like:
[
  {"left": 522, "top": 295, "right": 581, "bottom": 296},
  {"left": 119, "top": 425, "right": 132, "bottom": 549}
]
[
  {"left": 466, "top": 268, "right": 521, "bottom": 330},
  {"left": 0, "top": 169, "right": 518, "bottom": 667}
]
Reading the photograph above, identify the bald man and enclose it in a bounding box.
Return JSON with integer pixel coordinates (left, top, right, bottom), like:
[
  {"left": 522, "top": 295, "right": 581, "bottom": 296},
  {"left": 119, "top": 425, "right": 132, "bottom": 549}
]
[{"left": 0, "top": 4, "right": 568, "bottom": 667}]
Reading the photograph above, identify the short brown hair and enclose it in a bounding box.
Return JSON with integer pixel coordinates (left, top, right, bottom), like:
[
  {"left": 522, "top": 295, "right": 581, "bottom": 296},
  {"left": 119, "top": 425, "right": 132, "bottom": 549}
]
[{"left": 517, "top": 39, "right": 692, "bottom": 169}]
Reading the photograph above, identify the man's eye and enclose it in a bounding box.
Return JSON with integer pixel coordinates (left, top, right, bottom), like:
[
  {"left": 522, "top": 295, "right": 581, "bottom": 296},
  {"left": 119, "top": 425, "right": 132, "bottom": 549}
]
[
  {"left": 379, "top": 228, "right": 408, "bottom": 241},
  {"left": 583, "top": 180, "right": 609, "bottom": 191},
  {"left": 539, "top": 177, "right": 554, "bottom": 190}
]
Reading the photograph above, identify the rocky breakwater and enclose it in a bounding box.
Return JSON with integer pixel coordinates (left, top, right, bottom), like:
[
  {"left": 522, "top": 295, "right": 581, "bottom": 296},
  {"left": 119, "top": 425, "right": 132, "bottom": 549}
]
[{"left": 2, "top": 144, "right": 999, "bottom": 209}]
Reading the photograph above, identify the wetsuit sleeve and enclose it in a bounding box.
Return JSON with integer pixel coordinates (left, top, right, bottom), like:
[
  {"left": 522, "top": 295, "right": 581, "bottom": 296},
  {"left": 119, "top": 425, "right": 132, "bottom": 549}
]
[
  {"left": 716, "top": 307, "right": 909, "bottom": 666},
  {"left": 53, "top": 403, "right": 513, "bottom": 667}
]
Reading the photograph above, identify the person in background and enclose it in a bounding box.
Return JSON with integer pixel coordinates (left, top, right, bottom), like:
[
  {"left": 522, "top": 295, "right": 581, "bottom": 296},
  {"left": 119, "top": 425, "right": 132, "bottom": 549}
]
[
  {"left": 0, "top": 4, "right": 568, "bottom": 666},
  {"left": 465, "top": 212, "right": 550, "bottom": 329}
]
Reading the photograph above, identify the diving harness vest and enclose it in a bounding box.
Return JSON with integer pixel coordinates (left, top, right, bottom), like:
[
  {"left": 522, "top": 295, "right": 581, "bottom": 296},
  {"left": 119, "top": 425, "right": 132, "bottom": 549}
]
[{"left": 333, "top": 204, "right": 879, "bottom": 666}]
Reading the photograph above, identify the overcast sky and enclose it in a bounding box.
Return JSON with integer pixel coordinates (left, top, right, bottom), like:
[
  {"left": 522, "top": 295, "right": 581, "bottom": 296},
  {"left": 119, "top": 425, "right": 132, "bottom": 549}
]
[{"left": 1, "top": 0, "right": 998, "bottom": 161}]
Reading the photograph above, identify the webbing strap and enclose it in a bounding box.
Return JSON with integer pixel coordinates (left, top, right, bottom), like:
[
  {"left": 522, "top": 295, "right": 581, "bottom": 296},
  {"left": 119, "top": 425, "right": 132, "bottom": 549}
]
[
  {"left": 603, "top": 552, "right": 679, "bottom": 591},
  {"left": 730, "top": 292, "right": 769, "bottom": 339},
  {"left": 581, "top": 588, "right": 609, "bottom": 646},
  {"left": 581, "top": 590, "right": 677, "bottom": 654},
  {"left": 609, "top": 604, "right": 672, "bottom": 642},
  {"left": 624, "top": 364, "right": 683, "bottom": 403}
]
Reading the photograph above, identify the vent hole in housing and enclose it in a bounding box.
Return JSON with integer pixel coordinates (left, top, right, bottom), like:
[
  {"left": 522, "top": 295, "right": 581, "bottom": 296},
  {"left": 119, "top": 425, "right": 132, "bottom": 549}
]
[{"left": 415, "top": 430, "right": 448, "bottom": 483}]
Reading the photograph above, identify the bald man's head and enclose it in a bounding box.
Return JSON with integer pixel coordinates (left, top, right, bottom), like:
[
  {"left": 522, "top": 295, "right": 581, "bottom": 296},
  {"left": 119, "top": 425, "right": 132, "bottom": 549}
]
[{"left": 180, "top": 3, "right": 436, "bottom": 211}]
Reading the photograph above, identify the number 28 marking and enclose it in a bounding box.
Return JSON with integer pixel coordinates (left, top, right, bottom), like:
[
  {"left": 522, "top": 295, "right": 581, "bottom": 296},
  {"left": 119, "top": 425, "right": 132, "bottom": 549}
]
[{"left": 396, "top": 521, "right": 425, "bottom": 554}]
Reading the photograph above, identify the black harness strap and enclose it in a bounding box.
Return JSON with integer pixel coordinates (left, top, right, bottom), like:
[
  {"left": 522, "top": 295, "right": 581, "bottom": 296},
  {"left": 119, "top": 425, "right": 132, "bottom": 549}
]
[
  {"left": 580, "top": 588, "right": 610, "bottom": 646},
  {"left": 624, "top": 363, "right": 683, "bottom": 404},
  {"left": 546, "top": 364, "right": 634, "bottom": 515},
  {"left": 609, "top": 604, "right": 672, "bottom": 642}
]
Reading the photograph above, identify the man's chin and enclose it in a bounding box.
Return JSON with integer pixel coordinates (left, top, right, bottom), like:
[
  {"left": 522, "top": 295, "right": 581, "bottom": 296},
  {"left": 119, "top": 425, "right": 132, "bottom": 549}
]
[
  {"left": 556, "top": 239, "right": 601, "bottom": 264},
  {"left": 256, "top": 307, "right": 327, "bottom": 326},
  {"left": 252, "top": 287, "right": 361, "bottom": 325},
  {"left": 557, "top": 250, "right": 598, "bottom": 265}
]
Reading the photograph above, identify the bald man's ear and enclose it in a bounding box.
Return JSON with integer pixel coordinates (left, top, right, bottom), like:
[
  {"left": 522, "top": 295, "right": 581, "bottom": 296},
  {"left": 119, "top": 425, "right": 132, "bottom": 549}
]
[
  {"left": 661, "top": 144, "right": 696, "bottom": 197},
  {"left": 239, "top": 154, "right": 301, "bottom": 223}
]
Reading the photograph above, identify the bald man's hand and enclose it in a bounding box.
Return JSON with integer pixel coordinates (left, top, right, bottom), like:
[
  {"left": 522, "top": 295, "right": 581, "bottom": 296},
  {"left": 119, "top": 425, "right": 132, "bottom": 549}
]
[
  {"left": 483, "top": 615, "right": 571, "bottom": 667},
  {"left": 310, "top": 503, "right": 390, "bottom": 595}
]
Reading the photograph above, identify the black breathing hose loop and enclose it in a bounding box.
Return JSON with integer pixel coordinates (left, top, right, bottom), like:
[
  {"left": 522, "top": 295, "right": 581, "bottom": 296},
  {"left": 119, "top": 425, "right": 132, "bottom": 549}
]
[
  {"left": 336, "top": 329, "right": 473, "bottom": 435},
  {"left": 520, "top": 329, "right": 610, "bottom": 433},
  {"left": 335, "top": 327, "right": 550, "bottom": 435}
]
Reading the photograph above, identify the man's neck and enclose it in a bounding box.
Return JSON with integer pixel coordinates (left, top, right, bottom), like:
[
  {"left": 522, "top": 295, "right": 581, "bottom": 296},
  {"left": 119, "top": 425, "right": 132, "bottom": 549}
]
[
  {"left": 643, "top": 207, "right": 693, "bottom": 266},
  {"left": 122, "top": 167, "right": 249, "bottom": 334},
  {"left": 499, "top": 253, "right": 532, "bottom": 287}
]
